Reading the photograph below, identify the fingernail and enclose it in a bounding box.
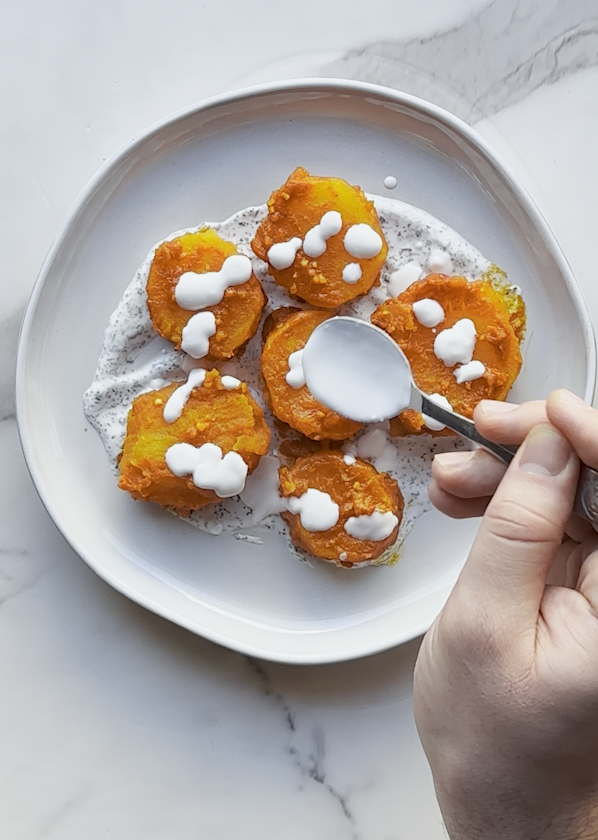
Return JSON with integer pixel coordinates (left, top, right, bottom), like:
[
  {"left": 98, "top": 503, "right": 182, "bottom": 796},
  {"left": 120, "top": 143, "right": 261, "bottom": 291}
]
[
  {"left": 477, "top": 400, "right": 519, "bottom": 417},
  {"left": 519, "top": 425, "right": 572, "bottom": 477},
  {"left": 434, "top": 450, "right": 475, "bottom": 468},
  {"left": 554, "top": 389, "right": 589, "bottom": 410}
]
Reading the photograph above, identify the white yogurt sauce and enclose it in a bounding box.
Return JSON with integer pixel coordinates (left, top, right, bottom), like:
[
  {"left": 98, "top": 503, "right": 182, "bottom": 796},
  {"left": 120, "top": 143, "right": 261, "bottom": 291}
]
[
  {"left": 454, "top": 360, "right": 485, "bottom": 384},
  {"left": 423, "top": 393, "right": 454, "bottom": 431},
  {"left": 303, "top": 211, "right": 342, "bottom": 258},
  {"left": 428, "top": 248, "right": 454, "bottom": 275},
  {"left": 412, "top": 299, "right": 445, "bottom": 328},
  {"left": 345, "top": 510, "right": 399, "bottom": 541},
  {"left": 165, "top": 442, "right": 248, "bottom": 498},
  {"left": 84, "top": 193, "right": 492, "bottom": 560},
  {"left": 267, "top": 236, "right": 302, "bottom": 270},
  {"left": 387, "top": 263, "right": 423, "bottom": 297},
  {"left": 181, "top": 311, "right": 217, "bottom": 359},
  {"left": 343, "top": 224, "right": 383, "bottom": 259},
  {"left": 163, "top": 367, "right": 206, "bottom": 423},
  {"left": 383, "top": 175, "right": 398, "bottom": 189},
  {"left": 221, "top": 375, "right": 241, "bottom": 390},
  {"left": 239, "top": 455, "right": 288, "bottom": 523},
  {"left": 174, "top": 254, "right": 252, "bottom": 310},
  {"left": 342, "top": 263, "right": 362, "bottom": 284},
  {"left": 285, "top": 349, "right": 305, "bottom": 389},
  {"left": 343, "top": 453, "right": 356, "bottom": 466},
  {"left": 288, "top": 488, "right": 340, "bottom": 532},
  {"left": 434, "top": 318, "right": 477, "bottom": 366}
]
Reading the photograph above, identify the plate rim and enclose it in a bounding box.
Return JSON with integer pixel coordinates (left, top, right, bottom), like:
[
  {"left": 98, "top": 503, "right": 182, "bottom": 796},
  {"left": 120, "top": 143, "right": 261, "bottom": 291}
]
[{"left": 15, "top": 78, "right": 598, "bottom": 664}]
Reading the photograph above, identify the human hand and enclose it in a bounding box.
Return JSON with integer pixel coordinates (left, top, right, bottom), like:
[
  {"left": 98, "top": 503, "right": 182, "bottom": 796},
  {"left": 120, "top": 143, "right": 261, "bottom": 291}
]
[{"left": 414, "top": 390, "right": 598, "bottom": 839}]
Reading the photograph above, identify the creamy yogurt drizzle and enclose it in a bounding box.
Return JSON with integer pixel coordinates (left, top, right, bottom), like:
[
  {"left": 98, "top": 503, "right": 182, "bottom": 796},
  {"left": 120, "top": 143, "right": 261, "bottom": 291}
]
[
  {"left": 434, "top": 318, "right": 477, "bottom": 366},
  {"left": 267, "top": 237, "right": 302, "bottom": 270},
  {"left": 427, "top": 248, "right": 454, "bottom": 275},
  {"left": 239, "top": 454, "right": 287, "bottom": 523},
  {"left": 383, "top": 175, "right": 398, "bottom": 189},
  {"left": 454, "top": 360, "right": 485, "bottom": 383},
  {"left": 221, "top": 375, "right": 241, "bottom": 390},
  {"left": 84, "top": 193, "right": 492, "bottom": 561},
  {"left": 165, "top": 442, "right": 248, "bottom": 498},
  {"left": 423, "top": 393, "right": 453, "bottom": 431},
  {"left": 342, "top": 263, "right": 362, "bottom": 284},
  {"left": 163, "top": 368, "right": 206, "bottom": 423},
  {"left": 388, "top": 263, "right": 423, "bottom": 297},
  {"left": 285, "top": 349, "right": 305, "bottom": 389},
  {"left": 288, "top": 489, "right": 340, "bottom": 532},
  {"left": 412, "top": 298, "right": 445, "bottom": 328},
  {"left": 303, "top": 211, "right": 342, "bottom": 258},
  {"left": 344, "top": 510, "right": 399, "bottom": 541},
  {"left": 181, "top": 311, "right": 217, "bottom": 359},
  {"left": 343, "top": 224, "right": 383, "bottom": 259},
  {"left": 174, "top": 254, "right": 252, "bottom": 310}
]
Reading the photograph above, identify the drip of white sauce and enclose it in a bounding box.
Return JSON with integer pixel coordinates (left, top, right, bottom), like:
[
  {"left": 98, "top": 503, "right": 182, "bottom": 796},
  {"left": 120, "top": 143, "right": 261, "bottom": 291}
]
[
  {"left": 428, "top": 249, "right": 454, "bottom": 275},
  {"left": 339, "top": 551, "right": 348, "bottom": 561},
  {"left": 344, "top": 224, "right": 383, "bottom": 259},
  {"left": 239, "top": 455, "right": 288, "bottom": 523},
  {"left": 343, "top": 453, "right": 356, "bottom": 466},
  {"left": 174, "top": 254, "right": 252, "bottom": 311},
  {"left": 285, "top": 349, "right": 305, "bottom": 389},
  {"left": 388, "top": 263, "right": 422, "bottom": 297},
  {"left": 383, "top": 175, "right": 398, "bottom": 189},
  {"left": 163, "top": 368, "right": 207, "bottom": 423},
  {"left": 354, "top": 427, "right": 387, "bottom": 460},
  {"left": 412, "top": 298, "right": 445, "bottom": 328},
  {"left": 302, "top": 211, "right": 343, "bottom": 258},
  {"left": 344, "top": 510, "right": 399, "bottom": 541},
  {"left": 165, "top": 442, "right": 248, "bottom": 498},
  {"left": 221, "top": 375, "right": 241, "bottom": 390},
  {"left": 180, "top": 311, "right": 217, "bottom": 359},
  {"left": 288, "top": 488, "right": 340, "bottom": 532},
  {"left": 454, "top": 360, "right": 486, "bottom": 384},
  {"left": 423, "top": 393, "right": 453, "bottom": 431},
  {"left": 434, "top": 318, "right": 477, "bottom": 366},
  {"left": 267, "top": 237, "right": 302, "bottom": 270},
  {"left": 342, "top": 263, "right": 362, "bottom": 284}
]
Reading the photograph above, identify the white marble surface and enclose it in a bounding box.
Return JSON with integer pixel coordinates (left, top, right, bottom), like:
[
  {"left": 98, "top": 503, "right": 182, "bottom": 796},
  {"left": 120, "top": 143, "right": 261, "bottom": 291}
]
[{"left": 3, "top": 1, "right": 598, "bottom": 837}]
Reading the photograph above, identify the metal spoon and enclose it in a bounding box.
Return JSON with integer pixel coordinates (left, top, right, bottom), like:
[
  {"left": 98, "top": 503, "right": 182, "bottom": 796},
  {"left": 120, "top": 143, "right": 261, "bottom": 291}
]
[{"left": 301, "top": 316, "right": 598, "bottom": 526}]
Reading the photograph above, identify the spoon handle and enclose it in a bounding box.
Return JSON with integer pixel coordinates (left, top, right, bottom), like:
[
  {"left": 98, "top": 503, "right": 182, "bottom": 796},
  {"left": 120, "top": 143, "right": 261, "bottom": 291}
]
[{"left": 420, "top": 394, "right": 598, "bottom": 527}]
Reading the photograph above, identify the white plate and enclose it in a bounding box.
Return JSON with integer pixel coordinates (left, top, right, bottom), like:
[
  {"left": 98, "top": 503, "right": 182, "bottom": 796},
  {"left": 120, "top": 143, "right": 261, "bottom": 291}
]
[{"left": 16, "top": 80, "right": 596, "bottom": 664}]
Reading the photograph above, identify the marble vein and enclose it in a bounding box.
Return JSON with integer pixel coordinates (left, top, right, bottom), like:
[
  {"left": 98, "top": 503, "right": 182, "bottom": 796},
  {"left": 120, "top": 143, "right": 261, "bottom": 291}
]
[
  {"left": 247, "top": 659, "right": 360, "bottom": 839},
  {"left": 322, "top": 0, "right": 598, "bottom": 123}
]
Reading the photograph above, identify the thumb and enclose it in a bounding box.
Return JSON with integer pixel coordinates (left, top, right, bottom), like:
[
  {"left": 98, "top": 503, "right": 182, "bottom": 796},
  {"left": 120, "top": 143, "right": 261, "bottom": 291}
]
[{"left": 457, "top": 424, "right": 579, "bottom": 628}]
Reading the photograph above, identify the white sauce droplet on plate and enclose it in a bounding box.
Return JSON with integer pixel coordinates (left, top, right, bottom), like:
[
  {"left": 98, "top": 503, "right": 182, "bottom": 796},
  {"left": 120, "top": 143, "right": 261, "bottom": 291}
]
[
  {"left": 342, "top": 263, "right": 362, "bottom": 284},
  {"left": 383, "top": 175, "right": 398, "bottom": 189},
  {"left": 302, "top": 211, "right": 343, "bottom": 258},
  {"left": 165, "top": 442, "right": 248, "bottom": 498},
  {"left": 344, "top": 224, "right": 383, "bottom": 259},
  {"left": 412, "top": 298, "right": 445, "bottom": 328},
  {"left": 423, "top": 393, "right": 453, "bottom": 431},
  {"left": 267, "top": 237, "right": 302, "bottom": 270},
  {"left": 174, "top": 254, "right": 252, "bottom": 310},
  {"left": 163, "top": 368, "right": 207, "bottom": 423},
  {"left": 239, "top": 454, "right": 287, "bottom": 523},
  {"left": 285, "top": 349, "right": 305, "bottom": 389},
  {"left": 354, "top": 427, "right": 387, "bottom": 460},
  {"left": 434, "top": 318, "right": 477, "bottom": 366},
  {"left": 428, "top": 248, "right": 454, "bottom": 275},
  {"left": 388, "top": 263, "right": 422, "bottom": 296},
  {"left": 344, "top": 510, "right": 399, "bottom": 541},
  {"left": 181, "top": 311, "right": 217, "bottom": 359},
  {"left": 220, "top": 375, "right": 241, "bottom": 390},
  {"left": 454, "top": 360, "right": 486, "bottom": 384},
  {"left": 288, "top": 488, "right": 340, "bottom": 532}
]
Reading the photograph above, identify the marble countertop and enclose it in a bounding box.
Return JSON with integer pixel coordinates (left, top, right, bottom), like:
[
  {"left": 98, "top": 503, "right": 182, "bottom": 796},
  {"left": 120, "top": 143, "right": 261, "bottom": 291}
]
[{"left": 3, "top": 1, "right": 598, "bottom": 837}]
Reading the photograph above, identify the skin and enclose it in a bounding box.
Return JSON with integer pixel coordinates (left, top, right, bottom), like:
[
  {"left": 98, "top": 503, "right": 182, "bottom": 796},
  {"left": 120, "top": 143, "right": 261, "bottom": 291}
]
[{"left": 414, "top": 389, "right": 598, "bottom": 839}]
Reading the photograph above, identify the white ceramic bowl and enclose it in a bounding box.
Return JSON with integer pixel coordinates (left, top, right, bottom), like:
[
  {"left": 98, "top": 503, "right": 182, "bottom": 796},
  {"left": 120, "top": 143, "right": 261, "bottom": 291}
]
[{"left": 16, "top": 80, "right": 596, "bottom": 664}]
